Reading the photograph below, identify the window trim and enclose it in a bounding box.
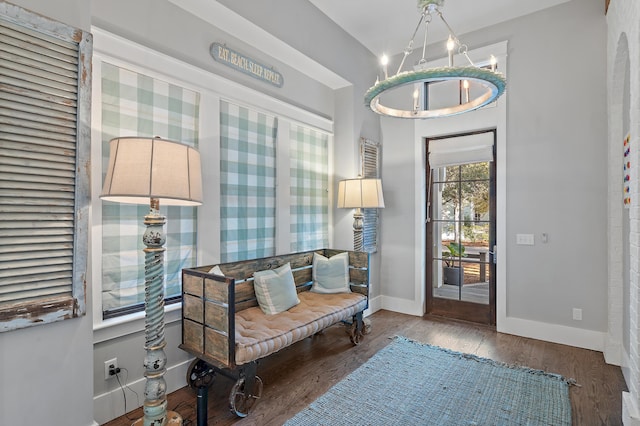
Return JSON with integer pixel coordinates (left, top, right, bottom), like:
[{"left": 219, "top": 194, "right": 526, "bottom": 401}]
[{"left": 0, "top": 3, "right": 91, "bottom": 332}]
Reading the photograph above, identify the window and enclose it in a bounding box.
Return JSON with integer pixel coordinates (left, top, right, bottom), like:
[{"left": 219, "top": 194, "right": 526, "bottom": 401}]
[
  {"left": 92, "top": 29, "right": 333, "bottom": 327},
  {"left": 99, "top": 62, "right": 200, "bottom": 318},
  {"left": 289, "top": 124, "right": 329, "bottom": 252},
  {"left": 0, "top": 4, "right": 91, "bottom": 331},
  {"left": 219, "top": 103, "right": 330, "bottom": 260},
  {"left": 425, "top": 64, "right": 497, "bottom": 112},
  {"left": 361, "top": 138, "right": 381, "bottom": 253},
  {"left": 219, "top": 100, "right": 277, "bottom": 262}
]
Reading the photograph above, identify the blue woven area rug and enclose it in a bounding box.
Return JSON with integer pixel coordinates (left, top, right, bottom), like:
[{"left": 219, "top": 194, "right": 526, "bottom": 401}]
[{"left": 285, "top": 336, "right": 573, "bottom": 426}]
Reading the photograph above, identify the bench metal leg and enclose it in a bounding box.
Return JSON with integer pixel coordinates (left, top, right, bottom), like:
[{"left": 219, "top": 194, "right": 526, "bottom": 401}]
[
  {"left": 185, "top": 359, "right": 216, "bottom": 426},
  {"left": 196, "top": 385, "right": 208, "bottom": 426}
]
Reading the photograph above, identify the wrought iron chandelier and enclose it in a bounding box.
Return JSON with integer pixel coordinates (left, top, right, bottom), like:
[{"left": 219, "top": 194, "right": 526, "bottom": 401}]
[{"left": 364, "top": 0, "right": 506, "bottom": 119}]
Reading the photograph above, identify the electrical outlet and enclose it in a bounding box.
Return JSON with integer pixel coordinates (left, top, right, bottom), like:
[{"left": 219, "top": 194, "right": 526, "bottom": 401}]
[
  {"left": 104, "top": 358, "right": 118, "bottom": 380},
  {"left": 572, "top": 308, "right": 582, "bottom": 321}
]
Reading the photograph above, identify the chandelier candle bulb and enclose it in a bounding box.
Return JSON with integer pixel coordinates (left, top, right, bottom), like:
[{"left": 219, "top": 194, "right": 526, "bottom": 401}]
[
  {"left": 447, "top": 35, "right": 455, "bottom": 67},
  {"left": 381, "top": 54, "right": 389, "bottom": 79},
  {"left": 490, "top": 55, "right": 497, "bottom": 72},
  {"left": 463, "top": 80, "right": 470, "bottom": 103},
  {"left": 413, "top": 88, "right": 420, "bottom": 110}
]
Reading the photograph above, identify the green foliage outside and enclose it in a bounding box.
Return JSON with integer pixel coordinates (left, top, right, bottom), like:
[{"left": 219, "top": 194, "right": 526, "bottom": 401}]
[
  {"left": 443, "top": 242, "right": 466, "bottom": 267},
  {"left": 440, "top": 162, "right": 490, "bottom": 245}
]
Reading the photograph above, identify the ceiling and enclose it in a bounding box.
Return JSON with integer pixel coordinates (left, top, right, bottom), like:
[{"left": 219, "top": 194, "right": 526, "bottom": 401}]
[
  {"left": 172, "top": 0, "right": 574, "bottom": 89},
  {"left": 308, "top": 0, "right": 571, "bottom": 57}
]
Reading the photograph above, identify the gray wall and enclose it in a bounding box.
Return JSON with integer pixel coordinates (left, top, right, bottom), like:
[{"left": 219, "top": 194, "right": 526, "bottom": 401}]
[
  {"left": 380, "top": 0, "right": 608, "bottom": 331},
  {"left": 91, "top": 0, "right": 335, "bottom": 119},
  {"left": 0, "top": 2, "right": 95, "bottom": 425},
  {"left": 484, "top": 0, "right": 606, "bottom": 330}
]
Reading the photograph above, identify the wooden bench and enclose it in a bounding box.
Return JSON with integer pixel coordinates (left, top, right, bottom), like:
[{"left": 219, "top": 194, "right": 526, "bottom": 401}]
[{"left": 180, "top": 249, "right": 370, "bottom": 419}]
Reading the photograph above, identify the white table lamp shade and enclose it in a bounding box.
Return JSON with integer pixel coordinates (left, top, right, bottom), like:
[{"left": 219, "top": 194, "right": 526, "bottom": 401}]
[
  {"left": 101, "top": 137, "right": 202, "bottom": 206},
  {"left": 337, "top": 178, "right": 385, "bottom": 209}
]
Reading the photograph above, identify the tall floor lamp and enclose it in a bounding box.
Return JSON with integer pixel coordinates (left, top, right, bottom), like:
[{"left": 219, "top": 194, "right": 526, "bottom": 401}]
[
  {"left": 337, "top": 178, "right": 385, "bottom": 251},
  {"left": 101, "top": 137, "right": 203, "bottom": 426}
]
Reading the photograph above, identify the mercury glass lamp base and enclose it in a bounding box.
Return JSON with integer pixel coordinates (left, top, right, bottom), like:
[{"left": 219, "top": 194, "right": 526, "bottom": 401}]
[{"left": 132, "top": 410, "right": 182, "bottom": 426}]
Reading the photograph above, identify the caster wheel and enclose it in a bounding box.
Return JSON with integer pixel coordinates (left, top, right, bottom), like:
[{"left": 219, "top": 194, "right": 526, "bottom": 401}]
[
  {"left": 186, "top": 359, "right": 215, "bottom": 389},
  {"left": 229, "top": 376, "right": 263, "bottom": 417},
  {"left": 349, "top": 321, "right": 363, "bottom": 345}
]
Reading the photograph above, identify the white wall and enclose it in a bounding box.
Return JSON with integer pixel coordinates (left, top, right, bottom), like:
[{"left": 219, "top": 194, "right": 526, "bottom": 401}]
[
  {"left": 379, "top": 0, "right": 608, "bottom": 349},
  {"left": 607, "top": 0, "right": 640, "bottom": 423},
  {"left": 0, "top": 2, "right": 96, "bottom": 426}
]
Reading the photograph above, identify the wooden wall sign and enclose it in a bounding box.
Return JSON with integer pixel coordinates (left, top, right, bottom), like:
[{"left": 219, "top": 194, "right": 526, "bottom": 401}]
[{"left": 210, "top": 42, "right": 284, "bottom": 88}]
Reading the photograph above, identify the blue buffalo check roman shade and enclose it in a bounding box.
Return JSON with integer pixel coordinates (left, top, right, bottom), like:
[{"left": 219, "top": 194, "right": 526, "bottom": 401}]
[
  {"left": 220, "top": 102, "right": 329, "bottom": 261},
  {"left": 289, "top": 124, "right": 329, "bottom": 252},
  {"left": 220, "top": 101, "right": 277, "bottom": 262},
  {"left": 100, "top": 62, "right": 200, "bottom": 314}
]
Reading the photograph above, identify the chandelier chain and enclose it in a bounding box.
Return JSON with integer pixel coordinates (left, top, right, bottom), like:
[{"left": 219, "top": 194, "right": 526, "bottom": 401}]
[
  {"left": 437, "top": 10, "right": 475, "bottom": 66},
  {"left": 397, "top": 10, "right": 426, "bottom": 75},
  {"left": 419, "top": 11, "right": 432, "bottom": 64}
]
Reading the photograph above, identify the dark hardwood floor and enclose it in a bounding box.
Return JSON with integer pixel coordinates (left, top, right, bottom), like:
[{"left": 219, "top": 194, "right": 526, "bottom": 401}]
[{"left": 104, "top": 310, "right": 627, "bottom": 425}]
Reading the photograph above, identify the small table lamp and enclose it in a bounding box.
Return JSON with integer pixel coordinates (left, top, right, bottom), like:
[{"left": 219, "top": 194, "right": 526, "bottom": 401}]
[
  {"left": 337, "top": 178, "right": 385, "bottom": 251},
  {"left": 101, "top": 136, "right": 202, "bottom": 426}
]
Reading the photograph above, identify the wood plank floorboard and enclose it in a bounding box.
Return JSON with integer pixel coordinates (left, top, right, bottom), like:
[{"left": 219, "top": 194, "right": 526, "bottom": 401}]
[{"left": 103, "top": 310, "right": 627, "bottom": 426}]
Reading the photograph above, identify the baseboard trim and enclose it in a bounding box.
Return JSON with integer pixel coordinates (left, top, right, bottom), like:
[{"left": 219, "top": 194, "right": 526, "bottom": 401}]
[
  {"left": 497, "top": 316, "right": 605, "bottom": 352},
  {"left": 379, "top": 295, "right": 423, "bottom": 317},
  {"left": 604, "top": 336, "right": 622, "bottom": 366},
  {"left": 621, "top": 347, "right": 631, "bottom": 387},
  {"left": 623, "top": 392, "right": 640, "bottom": 425},
  {"left": 93, "top": 358, "right": 192, "bottom": 425},
  {"left": 372, "top": 298, "right": 605, "bottom": 352},
  {"left": 366, "top": 295, "right": 383, "bottom": 316}
]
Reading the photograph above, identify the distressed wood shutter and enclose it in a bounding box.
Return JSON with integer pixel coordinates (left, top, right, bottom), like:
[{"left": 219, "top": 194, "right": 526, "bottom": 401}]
[
  {"left": 361, "top": 138, "right": 380, "bottom": 253},
  {"left": 0, "top": 3, "right": 91, "bottom": 332}
]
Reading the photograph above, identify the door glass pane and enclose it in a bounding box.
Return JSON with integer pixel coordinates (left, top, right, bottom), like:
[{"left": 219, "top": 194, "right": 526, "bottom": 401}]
[
  {"left": 432, "top": 161, "right": 491, "bottom": 305},
  {"left": 441, "top": 182, "right": 459, "bottom": 216},
  {"left": 460, "top": 162, "right": 489, "bottom": 180}
]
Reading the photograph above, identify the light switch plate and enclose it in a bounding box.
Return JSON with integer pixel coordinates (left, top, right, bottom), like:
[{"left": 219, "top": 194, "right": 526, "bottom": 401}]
[{"left": 516, "top": 234, "right": 534, "bottom": 245}]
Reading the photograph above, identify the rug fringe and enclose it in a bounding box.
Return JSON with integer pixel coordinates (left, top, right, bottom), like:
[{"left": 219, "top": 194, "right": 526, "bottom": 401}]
[{"left": 393, "top": 335, "right": 581, "bottom": 387}]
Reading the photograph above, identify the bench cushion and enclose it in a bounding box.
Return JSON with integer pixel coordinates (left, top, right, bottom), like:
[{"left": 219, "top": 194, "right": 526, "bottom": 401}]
[{"left": 234, "top": 291, "right": 367, "bottom": 365}]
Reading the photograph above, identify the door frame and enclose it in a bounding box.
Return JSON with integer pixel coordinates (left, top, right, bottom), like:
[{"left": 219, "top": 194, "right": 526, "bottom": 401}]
[
  {"left": 425, "top": 129, "right": 497, "bottom": 325},
  {"left": 412, "top": 40, "right": 507, "bottom": 330}
]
